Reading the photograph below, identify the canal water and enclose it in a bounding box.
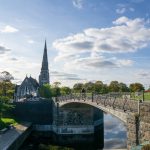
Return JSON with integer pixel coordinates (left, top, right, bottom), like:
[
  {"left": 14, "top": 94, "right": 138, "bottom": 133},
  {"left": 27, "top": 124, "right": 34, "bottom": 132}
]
[{"left": 20, "top": 113, "right": 127, "bottom": 150}]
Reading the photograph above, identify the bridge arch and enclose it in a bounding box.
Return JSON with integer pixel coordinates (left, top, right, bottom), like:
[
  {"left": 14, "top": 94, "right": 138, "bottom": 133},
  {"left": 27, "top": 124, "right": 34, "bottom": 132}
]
[{"left": 58, "top": 100, "right": 127, "bottom": 124}]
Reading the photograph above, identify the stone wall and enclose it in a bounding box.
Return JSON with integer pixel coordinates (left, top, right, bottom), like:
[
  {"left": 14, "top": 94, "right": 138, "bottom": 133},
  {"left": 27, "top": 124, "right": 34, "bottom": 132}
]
[
  {"left": 13, "top": 99, "right": 53, "bottom": 124},
  {"left": 127, "top": 113, "right": 139, "bottom": 149},
  {"left": 139, "top": 102, "right": 150, "bottom": 144},
  {"left": 127, "top": 101, "right": 150, "bottom": 149}
]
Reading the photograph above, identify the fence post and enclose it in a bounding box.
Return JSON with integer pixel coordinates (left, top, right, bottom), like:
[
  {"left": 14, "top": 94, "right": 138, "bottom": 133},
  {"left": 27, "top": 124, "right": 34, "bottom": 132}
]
[
  {"left": 92, "top": 92, "right": 94, "bottom": 102},
  {"left": 142, "top": 90, "right": 144, "bottom": 102}
]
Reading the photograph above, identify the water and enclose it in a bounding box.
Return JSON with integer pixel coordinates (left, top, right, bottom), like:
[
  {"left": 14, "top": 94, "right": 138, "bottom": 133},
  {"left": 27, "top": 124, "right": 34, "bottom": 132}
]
[
  {"left": 104, "top": 113, "right": 127, "bottom": 149},
  {"left": 20, "top": 113, "right": 127, "bottom": 150}
]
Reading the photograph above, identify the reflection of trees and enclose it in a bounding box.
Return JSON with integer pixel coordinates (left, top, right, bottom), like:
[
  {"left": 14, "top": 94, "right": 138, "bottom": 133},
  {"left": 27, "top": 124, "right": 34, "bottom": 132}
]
[
  {"left": 59, "top": 107, "right": 94, "bottom": 126},
  {"left": 66, "top": 111, "right": 83, "bottom": 125}
]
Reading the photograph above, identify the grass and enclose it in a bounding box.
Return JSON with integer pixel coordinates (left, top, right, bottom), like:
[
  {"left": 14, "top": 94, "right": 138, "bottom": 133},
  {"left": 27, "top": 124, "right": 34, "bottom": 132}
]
[
  {"left": 130, "top": 92, "right": 150, "bottom": 101},
  {"left": 144, "top": 92, "right": 150, "bottom": 101},
  {"left": 0, "top": 118, "right": 17, "bottom": 130}
]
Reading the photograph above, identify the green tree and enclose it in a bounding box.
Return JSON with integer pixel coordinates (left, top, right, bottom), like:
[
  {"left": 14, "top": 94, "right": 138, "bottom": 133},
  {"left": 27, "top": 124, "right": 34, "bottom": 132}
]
[
  {"left": 39, "top": 84, "right": 52, "bottom": 98},
  {"left": 109, "top": 81, "right": 120, "bottom": 92},
  {"left": 84, "top": 82, "right": 95, "bottom": 93},
  {"left": 51, "top": 82, "right": 61, "bottom": 97},
  {"left": 101, "top": 84, "right": 109, "bottom": 94},
  {"left": 94, "top": 81, "right": 103, "bottom": 93},
  {"left": 0, "top": 71, "right": 14, "bottom": 97},
  {"left": 51, "top": 87, "right": 61, "bottom": 97},
  {"left": 119, "top": 82, "right": 129, "bottom": 92},
  {"left": 73, "top": 83, "right": 84, "bottom": 93},
  {"left": 0, "top": 96, "right": 13, "bottom": 119},
  {"left": 129, "top": 83, "right": 144, "bottom": 92},
  {"left": 60, "top": 87, "right": 71, "bottom": 95}
]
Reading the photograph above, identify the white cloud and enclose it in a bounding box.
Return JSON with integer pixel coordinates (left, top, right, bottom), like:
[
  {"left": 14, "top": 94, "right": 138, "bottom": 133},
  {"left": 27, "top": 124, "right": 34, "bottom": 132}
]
[
  {"left": 1, "top": 25, "right": 19, "bottom": 33},
  {"left": 72, "top": 0, "right": 83, "bottom": 9},
  {"left": 0, "top": 55, "right": 40, "bottom": 84},
  {"left": 52, "top": 16, "right": 150, "bottom": 72},
  {"left": 64, "top": 56, "right": 133, "bottom": 72},
  {"left": 116, "top": 4, "right": 135, "bottom": 14},
  {"left": 53, "top": 16, "right": 150, "bottom": 57},
  {"left": 51, "top": 71, "right": 85, "bottom": 81},
  {"left": 0, "top": 45, "right": 11, "bottom": 54},
  {"left": 27, "top": 40, "right": 35, "bottom": 44},
  {"left": 116, "top": 7, "right": 126, "bottom": 14}
]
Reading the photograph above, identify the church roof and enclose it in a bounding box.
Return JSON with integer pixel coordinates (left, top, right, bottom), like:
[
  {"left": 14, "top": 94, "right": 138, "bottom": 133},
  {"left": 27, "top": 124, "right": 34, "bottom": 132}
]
[{"left": 20, "top": 76, "right": 39, "bottom": 90}]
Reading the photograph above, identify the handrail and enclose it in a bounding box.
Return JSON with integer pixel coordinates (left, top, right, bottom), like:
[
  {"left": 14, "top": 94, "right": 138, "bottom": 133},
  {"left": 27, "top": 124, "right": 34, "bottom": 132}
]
[{"left": 54, "top": 92, "right": 140, "bottom": 113}]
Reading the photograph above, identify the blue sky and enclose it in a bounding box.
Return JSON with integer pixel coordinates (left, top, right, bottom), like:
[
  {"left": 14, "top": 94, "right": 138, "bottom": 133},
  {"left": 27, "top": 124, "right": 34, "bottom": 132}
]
[{"left": 0, "top": 0, "right": 150, "bottom": 87}]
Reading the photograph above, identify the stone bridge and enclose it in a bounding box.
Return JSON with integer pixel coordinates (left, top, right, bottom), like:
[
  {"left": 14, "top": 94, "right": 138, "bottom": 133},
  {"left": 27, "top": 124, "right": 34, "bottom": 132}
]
[{"left": 54, "top": 92, "right": 150, "bottom": 149}]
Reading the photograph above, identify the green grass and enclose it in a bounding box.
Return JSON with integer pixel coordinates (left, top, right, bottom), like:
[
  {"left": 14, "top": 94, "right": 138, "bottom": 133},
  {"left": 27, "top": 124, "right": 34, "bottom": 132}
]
[
  {"left": 144, "top": 93, "right": 150, "bottom": 101},
  {"left": 0, "top": 118, "right": 17, "bottom": 130}
]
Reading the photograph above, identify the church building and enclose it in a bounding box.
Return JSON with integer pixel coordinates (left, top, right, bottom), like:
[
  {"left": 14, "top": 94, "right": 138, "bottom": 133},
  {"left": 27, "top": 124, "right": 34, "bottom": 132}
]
[{"left": 14, "top": 40, "right": 50, "bottom": 100}]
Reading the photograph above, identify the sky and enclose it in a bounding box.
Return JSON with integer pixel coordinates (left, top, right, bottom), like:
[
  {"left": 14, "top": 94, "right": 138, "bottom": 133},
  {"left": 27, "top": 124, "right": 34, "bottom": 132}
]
[{"left": 0, "top": 0, "right": 150, "bottom": 88}]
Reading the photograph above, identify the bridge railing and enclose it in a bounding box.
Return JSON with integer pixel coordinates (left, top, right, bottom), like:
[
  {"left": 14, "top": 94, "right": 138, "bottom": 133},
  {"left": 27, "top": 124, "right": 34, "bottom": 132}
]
[{"left": 55, "top": 92, "right": 139, "bottom": 113}]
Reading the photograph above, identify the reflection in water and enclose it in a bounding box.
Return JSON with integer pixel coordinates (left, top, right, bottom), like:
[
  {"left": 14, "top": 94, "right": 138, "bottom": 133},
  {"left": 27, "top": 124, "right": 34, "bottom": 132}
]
[
  {"left": 20, "top": 112, "right": 127, "bottom": 150},
  {"left": 104, "top": 113, "right": 127, "bottom": 149}
]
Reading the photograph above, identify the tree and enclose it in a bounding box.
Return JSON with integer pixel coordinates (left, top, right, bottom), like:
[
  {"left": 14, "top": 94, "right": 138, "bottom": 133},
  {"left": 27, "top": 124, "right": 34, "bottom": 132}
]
[
  {"left": 0, "top": 71, "right": 14, "bottom": 96},
  {"left": 101, "top": 84, "right": 109, "bottom": 94},
  {"left": 53, "top": 82, "right": 61, "bottom": 88},
  {"left": 119, "top": 82, "right": 129, "bottom": 92},
  {"left": 51, "top": 82, "right": 61, "bottom": 97},
  {"left": 51, "top": 87, "right": 61, "bottom": 97},
  {"left": 0, "top": 96, "right": 13, "bottom": 119},
  {"left": 39, "top": 84, "right": 52, "bottom": 98},
  {"left": 109, "top": 81, "right": 120, "bottom": 92},
  {"left": 94, "top": 81, "right": 103, "bottom": 93},
  {"left": 73, "top": 83, "right": 84, "bottom": 93},
  {"left": 83, "top": 82, "right": 95, "bottom": 93},
  {"left": 60, "top": 87, "right": 71, "bottom": 95},
  {"left": 129, "top": 83, "right": 144, "bottom": 92}
]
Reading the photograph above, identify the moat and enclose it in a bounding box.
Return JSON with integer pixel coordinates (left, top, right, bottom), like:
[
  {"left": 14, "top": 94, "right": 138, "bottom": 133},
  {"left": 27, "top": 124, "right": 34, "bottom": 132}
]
[{"left": 20, "top": 113, "right": 127, "bottom": 150}]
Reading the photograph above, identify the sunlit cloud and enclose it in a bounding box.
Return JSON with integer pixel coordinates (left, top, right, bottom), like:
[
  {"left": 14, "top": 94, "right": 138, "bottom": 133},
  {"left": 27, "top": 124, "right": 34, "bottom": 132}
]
[{"left": 0, "top": 25, "right": 19, "bottom": 33}]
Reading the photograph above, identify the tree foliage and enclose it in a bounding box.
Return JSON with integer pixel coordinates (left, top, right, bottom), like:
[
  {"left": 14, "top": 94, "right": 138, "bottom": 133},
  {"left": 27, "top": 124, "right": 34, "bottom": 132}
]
[
  {"left": 0, "top": 71, "right": 15, "bottom": 98},
  {"left": 39, "top": 84, "right": 52, "bottom": 98},
  {"left": 109, "top": 81, "right": 120, "bottom": 92},
  {"left": 60, "top": 87, "right": 71, "bottom": 95},
  {"left": 73, "top": 83, "right": 84, "bottom": 93},
  {"left": 0, "top": 96, "right": 13, "bottom": 119},
  {"left": 129, "top": 83, "right": 144, "bottom": 92}
]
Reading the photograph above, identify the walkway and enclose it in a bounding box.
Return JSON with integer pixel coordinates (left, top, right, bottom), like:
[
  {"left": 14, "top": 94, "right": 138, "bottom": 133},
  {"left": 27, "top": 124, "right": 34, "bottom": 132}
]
[{"left": 0, "top": 123, "right": 31, "bottom": 150}]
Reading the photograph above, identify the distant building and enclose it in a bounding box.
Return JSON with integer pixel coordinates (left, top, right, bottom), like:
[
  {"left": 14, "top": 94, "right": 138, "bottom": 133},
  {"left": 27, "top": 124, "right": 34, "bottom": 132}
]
[{"left": 14, "top": 40, "right": 50, "bottom": 101}]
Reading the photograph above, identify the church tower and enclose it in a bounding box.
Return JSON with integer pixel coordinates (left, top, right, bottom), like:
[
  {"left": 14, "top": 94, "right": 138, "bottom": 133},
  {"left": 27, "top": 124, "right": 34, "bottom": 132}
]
[{"left": 39, "top": 40, "right": 50, "bottom": 86}]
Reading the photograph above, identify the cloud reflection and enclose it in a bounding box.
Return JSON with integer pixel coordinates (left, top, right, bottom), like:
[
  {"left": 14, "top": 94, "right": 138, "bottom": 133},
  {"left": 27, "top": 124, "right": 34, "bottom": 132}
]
[{"left": 104, "top": 114, "right": 127, "bottom": 149}]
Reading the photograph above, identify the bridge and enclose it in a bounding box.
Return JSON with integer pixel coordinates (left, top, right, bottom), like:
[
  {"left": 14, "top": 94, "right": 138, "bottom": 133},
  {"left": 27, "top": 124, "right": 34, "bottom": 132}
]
[
  {"left": 55, "top": 93, "right": 138, "bottom": 123},
  {"left": 54, "top": 92, "right": 150, "bottom": 149},
  {"left": 12, "top": 92, "right": 150, "bottom": 149}
]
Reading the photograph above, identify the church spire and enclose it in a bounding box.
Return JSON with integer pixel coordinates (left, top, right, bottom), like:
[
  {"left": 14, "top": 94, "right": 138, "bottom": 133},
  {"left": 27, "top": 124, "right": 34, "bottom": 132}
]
[
  {"left": 41, "top": 40, "right": 48, "bottom": 70},
  {"left": 39, "top": 40, "right": 50, "bottom": 86}
]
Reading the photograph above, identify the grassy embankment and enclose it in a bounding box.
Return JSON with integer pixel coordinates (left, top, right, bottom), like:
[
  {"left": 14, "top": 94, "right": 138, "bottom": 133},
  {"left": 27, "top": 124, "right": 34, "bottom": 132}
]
[{"left": 0, "top": 118, "right": 17, "bottom": 130}]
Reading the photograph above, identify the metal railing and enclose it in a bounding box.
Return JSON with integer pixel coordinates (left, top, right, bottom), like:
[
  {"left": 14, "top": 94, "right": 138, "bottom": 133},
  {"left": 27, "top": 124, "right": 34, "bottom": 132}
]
[{"left": 55, "top": 92, "right": 140, "bottom": 113}]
